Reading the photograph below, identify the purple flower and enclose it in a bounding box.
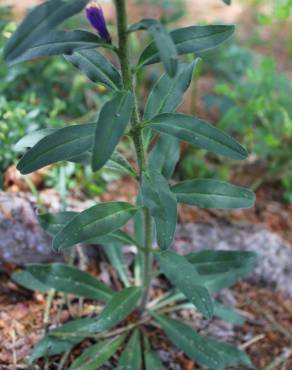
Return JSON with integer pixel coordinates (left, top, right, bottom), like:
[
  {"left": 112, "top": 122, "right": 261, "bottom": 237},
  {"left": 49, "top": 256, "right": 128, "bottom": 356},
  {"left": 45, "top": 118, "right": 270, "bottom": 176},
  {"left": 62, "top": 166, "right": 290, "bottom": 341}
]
[{"left": 85, "top": 1, "right": 111, "bottom": 43}]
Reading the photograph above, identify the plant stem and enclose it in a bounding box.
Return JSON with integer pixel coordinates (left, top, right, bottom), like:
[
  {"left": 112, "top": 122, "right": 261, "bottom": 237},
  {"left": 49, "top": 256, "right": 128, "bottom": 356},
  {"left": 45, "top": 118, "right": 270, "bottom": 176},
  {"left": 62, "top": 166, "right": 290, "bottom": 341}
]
[
  {"left": 114, "top": 0, "right": 153, "bottom": 314},
  {"left": 138, "top": 208, "right": 153, "bottom": 313}
]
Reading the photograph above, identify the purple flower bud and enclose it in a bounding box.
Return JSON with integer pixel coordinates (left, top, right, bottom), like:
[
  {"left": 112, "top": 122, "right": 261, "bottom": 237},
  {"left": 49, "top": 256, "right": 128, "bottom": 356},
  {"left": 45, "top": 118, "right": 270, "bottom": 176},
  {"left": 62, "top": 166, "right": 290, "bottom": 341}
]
[{"left": 85, "top": 1, "right": 111, "bottom": 43}]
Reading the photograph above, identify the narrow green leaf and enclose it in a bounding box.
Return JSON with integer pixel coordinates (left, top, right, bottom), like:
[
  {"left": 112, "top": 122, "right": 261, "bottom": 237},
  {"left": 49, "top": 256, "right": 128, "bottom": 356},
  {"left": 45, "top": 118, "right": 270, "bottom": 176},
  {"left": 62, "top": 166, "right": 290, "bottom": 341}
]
[
  {"left": 138, "top": 25, "right": 235, "bottom": 67},
  {"left": 158, "top": 251, "right": 213, "bottom": 318},
  {"left": 141, "top": 169, "right": 177, "bottom": 250},
  {"left": 38, "top": 211, "right": 78, "bottom": 236},
  {"left": 172, "top": 179, "right": 255, "bottom": 209},
  {"left": 51, "top": 289, "right": 141, "bottom": 343},
  {"left": 118, "top": 330, "right": 142, "bottom": 370},
  {"left": 69, "top": 336, "right": 125, "bottom": 370},
  {"left": 14, "top": 128, "right": 58, "bottom": 151},
  {"left": 29, "top": 317, "right": 97, "bottom": 363},
  {"left": 53, "top": 202, "right": 139, "bottom": 251},
  {"left": 154, "top": 313, "right": 223, "bottom": 369},
  {"left": 105, "top": 151, "right": 137, "bottom": 177},
  {"left": 102, "top": 242, "right": 130, "bottom": 287},
  {"left": 223, "top": 0, "right": 231, "bottom": 5},
  {"left": 145, "top": 350, "right": 166, "bottom": 370},
  {"left": 12, "top": 270, "right": 50, "bottom": 293},
  {"left": 185, "top": 250, "right": 257, "bottom": 293},
  {"left": 66, "top": 49, "right": 122, "bottom": 90},
  {"left": 154, "top": 314, "right": 252, "bottom": 369},
  {"left": 4, "top": 0, "right": 88, "bottom": 64},
  {"left": 92, "top": 91, "right": 134, "bottom": 171},
  {"left": 186, "top": 250, "right": 257, "bottom": 276},
  {"left": 146, "top": 113, "right": 248, "bottom": 160},
  {"left": 149, "top": 134, "right": 180, "bottom": 179},
  {"left": 91, "top": 229, "right": 141, "bottom": 249},
  {"left": 208, "top": 337, "right": 253, "bottom": 369},
  {"left": 213, "top": 301, "right": 245, "bottom": 325},
  {"left": 8, "top": 30, "right": 104, "bottom": 66},
  {"left": 27, "top": 263, "right": 113, "bottom": 301},
  {"left": 92, "top": 287, "right": 141, "bottom": 331},
  {"left": 144, "top": 61, "right": 198, "bottom": 121},
  {"left": 17, "top": 123, "right": 95, "bottom": 174},
  {"left": 130, "top": 18, "right": 178, "bottom": 77}
]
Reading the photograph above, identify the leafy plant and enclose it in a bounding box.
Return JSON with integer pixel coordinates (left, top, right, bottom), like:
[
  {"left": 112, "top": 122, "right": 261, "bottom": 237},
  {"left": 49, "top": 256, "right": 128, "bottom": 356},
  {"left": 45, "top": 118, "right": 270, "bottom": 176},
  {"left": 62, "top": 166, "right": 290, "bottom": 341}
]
[
  {"left": 6, "top": 0, "right": 256, "bottom": 368},
  {"left": 211, "top": 56, "right": 292, "bottom": 200}
]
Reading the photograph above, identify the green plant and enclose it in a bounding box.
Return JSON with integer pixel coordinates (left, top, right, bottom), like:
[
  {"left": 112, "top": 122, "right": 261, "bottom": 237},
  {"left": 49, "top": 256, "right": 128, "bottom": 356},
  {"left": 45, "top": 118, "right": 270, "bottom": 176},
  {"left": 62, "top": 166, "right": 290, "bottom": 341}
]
[
  {"left": 6, "top": 0, "right": 256, "bottom": 368},
  {"left": 212, "top": 56, "right": 292, "bottom": 200}
]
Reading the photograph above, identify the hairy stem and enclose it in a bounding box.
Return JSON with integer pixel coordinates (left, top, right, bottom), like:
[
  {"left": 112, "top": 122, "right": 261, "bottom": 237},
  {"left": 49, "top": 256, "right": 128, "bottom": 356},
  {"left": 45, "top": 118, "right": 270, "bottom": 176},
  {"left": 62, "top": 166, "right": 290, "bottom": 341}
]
[{"left": 114, "top": 0, "right": 153, "bottom": 314}]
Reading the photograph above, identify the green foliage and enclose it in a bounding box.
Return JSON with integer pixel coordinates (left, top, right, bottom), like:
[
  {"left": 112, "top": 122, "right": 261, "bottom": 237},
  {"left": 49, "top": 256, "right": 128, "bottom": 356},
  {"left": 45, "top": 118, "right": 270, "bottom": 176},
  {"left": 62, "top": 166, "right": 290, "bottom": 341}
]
[
  {"left": 141, "top": 169, "right": 177, "bottom": 249},
  {"left": 69, "top": 335, "right": 125, "bottom": 370},
  {"left": 158, "top": 251, "right": 214, "bottom": 317},
  {"left": 5, "top": 0, "right": 257, "bottom": 368},
  {"left": 118, "top": 330, "right": 142, "bottom": 369},
  {"left": 213, "top": 55, "right": 292, "bottom": 200},
  {"left": 53, "top": 202, "right": 139, "bottom": 251},
  {"left": 27, "top": 263, "right": 113, "bottom": 301}
]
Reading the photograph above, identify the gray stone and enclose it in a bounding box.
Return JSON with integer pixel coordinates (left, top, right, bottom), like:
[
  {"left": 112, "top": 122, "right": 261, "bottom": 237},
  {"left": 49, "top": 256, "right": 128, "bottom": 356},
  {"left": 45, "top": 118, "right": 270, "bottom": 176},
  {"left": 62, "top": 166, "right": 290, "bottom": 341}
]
[{"left": 0, "top": 191, "right": 93, "bottom": 264}]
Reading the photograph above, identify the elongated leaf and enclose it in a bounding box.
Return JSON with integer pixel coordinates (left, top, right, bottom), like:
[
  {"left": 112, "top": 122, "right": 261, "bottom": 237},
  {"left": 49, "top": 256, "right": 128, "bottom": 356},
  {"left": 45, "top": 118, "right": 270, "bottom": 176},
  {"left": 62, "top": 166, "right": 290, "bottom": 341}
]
[
  {"left": 69, "top": 336, "right": 125, "bottom": 370},
  {"left": 92, "top": 91, "right": 134, "bottom": 171},
  {"left": 138, "top": 25, "right": 235, "bottom": 67},
  {"left": 208, "top": 337, "right": 253, "bottom": 369},
  {"left": 144, "top": 61, "right": 197, "bottom": 150},
  {"left": 186, "top": 250, "right": 257, "bottom": 276},
  {"left": 141, "top": 169, "right": 177, "bottom": 250},
  {"left": 92, "top": 287, "right": 141, "bottom": 331},
  {"left": 223, "top": 0, "right": 231, "bottom": 5},
  {"left": 17, "top": 123, "right": 95, "bottom": 174},
  {"left": 146, "top": 113, "right": 248, "bottom": 160},
  {"left": 158, "top": 251, "right": 213, "bottom": 318},
  {"left": 172, "top": 179, "right": 255, "bottom": 209},
  {"left": 15, "top": 128, "right": 58, "bottom": 151},
  {"left": 105, "top": 151, "right": 137, "bottom": 177},
  {"left": 66, "top": 49, "right": 122, "bottom": 90},
  {"left": 12, "top": 270, "right": 50, "bottom": 293},
  {"left": 4, "top": 0, "right": 88, "bottom": 64},
  {"left": 53, "top": 202, "right": 139, "bottom": 251},
  {"left": 213, "top": 301, "right": 245, "bottom": 325},
  {"left": 8, "top": 30, "right": 104, "bottom": 65},
  {"left": 118, "top": 330, "right": 142, "bottom": 369},
  {"left": 28, "top": 263, "right": 113, "bottom": 301},
  {"left": 149, "top": 134, "right": 180, "bottom": 179},
  {"left": 130, "top": 18, "right": 178, "bottom": 77},
  {"left": 38, "top": 211, "right": 78, "bottom": 236},
  {"left": 144, "top": 61, "right": 197, "bottom": 121},
  {"left": 102, "top": 242, "right": 130, "bottom": 287},
  {"left": 145, "top": 350, "right": 166, "bottom": 370},
  {"left": 90, "top": 229, "right": 141, "bottom": 249},
  {"left": 29, "top": 317, "right": 97, "bottom": 363},
  {"left": 154, "top": 314, "right": 252, "bottom": 369},
  {"left": 186, "top": 250, "right": 257, "bottom": 294},
  {"left": 53, "top": 289, "right": 141, "bottom": 338}
]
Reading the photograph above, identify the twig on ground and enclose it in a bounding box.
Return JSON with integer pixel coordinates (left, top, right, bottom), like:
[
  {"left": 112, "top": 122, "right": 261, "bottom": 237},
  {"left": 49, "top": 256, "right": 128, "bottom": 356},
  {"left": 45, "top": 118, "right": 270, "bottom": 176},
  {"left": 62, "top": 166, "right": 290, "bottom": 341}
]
[
  {"left": 57, "top": 349, "right": 71, "bottom": 370},
  {"left": 239, "top": 334, "right": 266, "bottom": 350}
]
